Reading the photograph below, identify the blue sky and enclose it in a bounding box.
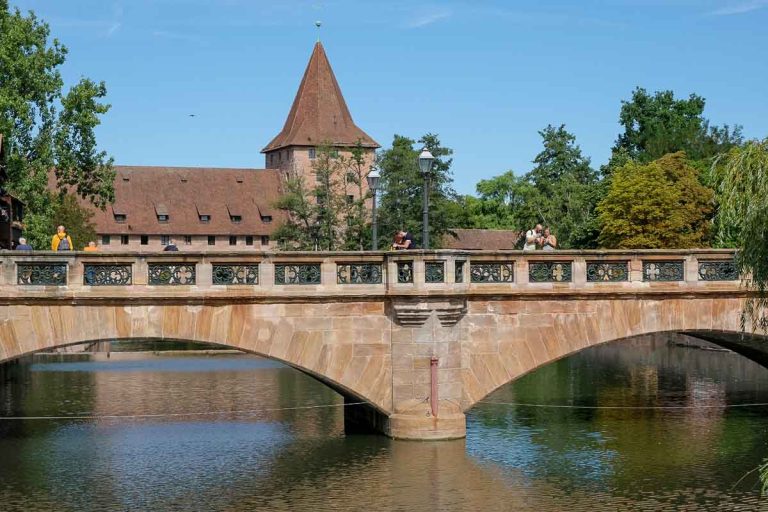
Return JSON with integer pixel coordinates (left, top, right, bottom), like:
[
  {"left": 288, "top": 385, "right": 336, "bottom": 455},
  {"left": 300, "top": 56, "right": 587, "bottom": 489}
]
[{"left": 11, "top": 0, "right": 768, "bottom": 194}]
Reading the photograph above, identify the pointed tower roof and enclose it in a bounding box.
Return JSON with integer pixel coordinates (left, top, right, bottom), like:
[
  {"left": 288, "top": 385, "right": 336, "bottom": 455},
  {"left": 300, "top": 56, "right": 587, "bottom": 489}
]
[{"left": 262, "top": 42, "right": 379, "bottom": 153}]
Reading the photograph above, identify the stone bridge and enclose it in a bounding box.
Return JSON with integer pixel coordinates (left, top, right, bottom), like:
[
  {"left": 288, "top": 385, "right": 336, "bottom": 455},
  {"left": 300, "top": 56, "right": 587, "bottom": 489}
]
[{"left": 0, "top": 249, "right": 759, "bottom": 439}]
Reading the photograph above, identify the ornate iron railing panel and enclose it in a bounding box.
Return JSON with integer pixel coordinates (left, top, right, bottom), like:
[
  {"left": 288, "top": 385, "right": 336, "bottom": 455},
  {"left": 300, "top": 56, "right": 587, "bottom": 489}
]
[
  {"left": 397, "top": 261, "right": 414, "bottom": 284},
  {"left": 455, "top": 261, "right": 465, "bottom": 284},
  {"left": 148, "top": 263, "right": 196, "bottom": 285},
  {"left": 586, "top": 261, "right": 629, "bottom": 282},
  {"left": 274, "top": 264, "right": 321, "bottom": 285},
  {"left": 698, "top": 260, "right": 738, "bottom": 281},
  {"left": 425, "top": 261, "right": 445, "bottom": 283},
  {"left": 337, "top": 263, "right": 383, "bottom": 284},
  {"left": 643, "top": 260, "right": 684, "bottom": 282},
  {"left": 212, "top": 264, "right": 259, "bottom": 285},
  {"left": 470, "top": 262, "right": 514, "bottom": 283},
  {"left": 84, "top": 264, "right": 132, "bottom": 286},
  {"left": 17, "top": 263, "right": 67, "bottom": 286},
  {"left": 529, "top": 261, "right": 572, "bottom": 283}
]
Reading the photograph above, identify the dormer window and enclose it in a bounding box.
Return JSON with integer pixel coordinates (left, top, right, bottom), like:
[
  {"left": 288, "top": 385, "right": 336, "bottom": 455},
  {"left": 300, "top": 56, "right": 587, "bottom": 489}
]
[
  {"left": 230, "top": 215, "right": 242, "bottom": 224},
  {"left": 261, "top": 215, "right": 272, "bottom": 223},
  {"left": 157, "top": 214, "right": 169, "bottom": 223},
  {"left": 155, "top": 203, "right": 169, "bottom": 223},
  {"left": 199, "top": 214, "right": 210, "bottom": 223},
  {"left": 114, "top": 214, "right": 127, "bottom": 223}
]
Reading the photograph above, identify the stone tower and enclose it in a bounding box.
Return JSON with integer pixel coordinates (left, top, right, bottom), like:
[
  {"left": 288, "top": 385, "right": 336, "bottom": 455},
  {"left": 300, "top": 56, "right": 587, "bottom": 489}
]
[{"left": 262, "top": 42, "right": 379, "bottom": 189}]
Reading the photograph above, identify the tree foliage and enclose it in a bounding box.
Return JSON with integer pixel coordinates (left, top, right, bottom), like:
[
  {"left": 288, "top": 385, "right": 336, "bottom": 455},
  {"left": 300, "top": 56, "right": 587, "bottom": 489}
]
[
  {"left": 0, "top": 1, "right": 114, "bottom": 231},
  {"left": 461, "top": 125, "right": 601, "bottom": 248},
  {"left": 614, "top": 87, "right": 742, "bottom": 164},
  {"left": 597, "top": 152, "right": 713, "bottom": 249},
  {"left": 376, "top": 133, "right": 459, "bottom": 248},
  {"left": 273, "top": 143, "right": 370, "bottom": 251},
  {"left": 23, "top": 193, "right": 96, "bottom": 250},
  {"left": 712, "top": 139, "right": 768, "bottom": 332}
]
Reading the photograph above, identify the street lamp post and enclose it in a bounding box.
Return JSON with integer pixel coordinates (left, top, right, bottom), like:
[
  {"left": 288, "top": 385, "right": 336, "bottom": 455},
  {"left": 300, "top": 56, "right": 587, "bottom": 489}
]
[
  {"left": 366, "top": 169, "right": 381, "bottom": 251},
  {"left": 418, "top": 148, "right": 435, "bottom": 249}
]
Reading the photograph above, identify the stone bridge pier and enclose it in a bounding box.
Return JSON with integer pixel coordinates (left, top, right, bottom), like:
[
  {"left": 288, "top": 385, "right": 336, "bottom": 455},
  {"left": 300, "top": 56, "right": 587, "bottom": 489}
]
[{"left": 0, "top": 249, "right": 760, "bottom": 440}]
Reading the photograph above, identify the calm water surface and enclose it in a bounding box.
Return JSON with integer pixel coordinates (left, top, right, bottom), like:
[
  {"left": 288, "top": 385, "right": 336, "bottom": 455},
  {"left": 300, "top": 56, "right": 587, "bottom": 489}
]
[{"left": 1, "top": 336, "right": 767, "bottom": 511}]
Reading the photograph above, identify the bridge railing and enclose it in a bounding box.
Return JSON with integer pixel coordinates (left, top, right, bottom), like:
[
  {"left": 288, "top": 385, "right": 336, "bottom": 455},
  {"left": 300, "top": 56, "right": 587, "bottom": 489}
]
[{"left": 0, "top": 249, "right": 740, "bottom": 297}]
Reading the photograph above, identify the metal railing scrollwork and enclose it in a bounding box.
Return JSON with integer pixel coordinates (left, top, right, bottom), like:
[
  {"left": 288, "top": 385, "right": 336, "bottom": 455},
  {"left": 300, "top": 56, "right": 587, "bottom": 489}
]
[
  {"left": 529, "top": 261, "right": 572, "bottom": 283},
  {"left": 84, "top": 264, "right": 132, "bottom": 286},
  {"left": 17, "top": 263, "right": 67, "bottom": 286},
  {"left": 455, "top": 261, "right": 465, "bottom": 284},
  {"left": 148, "top": 263, "right": 196, "bottom": 285},
  {"left": 425, "top": 262, "right": 445, "bottom": 283},
  {"left": 337, "top": 263, "right": 383, "bottom": 284},
  {"left": 698, "top": 260, "right": 739, "bottom": 281},
  {"left": 275, "top": 264, "right": 321, "bottom": 285},
  {"left": 397, "top": 262, "right": 414, "bottom": 284},
  {"left": 643, "top": 261, "right": 684, "bottom": 282},
  {"left": 586, "top": 261, "right": 629, "bottom": 282},
  {"left": 212, "top": 264, "right": 259, "bottom": 285},
  {"left": 470, "top": 262, "right": 514, "bottom": 283}
]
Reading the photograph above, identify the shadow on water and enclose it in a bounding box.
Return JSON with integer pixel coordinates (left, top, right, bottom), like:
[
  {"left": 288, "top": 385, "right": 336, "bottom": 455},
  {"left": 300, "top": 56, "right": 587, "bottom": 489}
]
[{"left": 0, "top": 335, "right": 767, "bottom": 511}]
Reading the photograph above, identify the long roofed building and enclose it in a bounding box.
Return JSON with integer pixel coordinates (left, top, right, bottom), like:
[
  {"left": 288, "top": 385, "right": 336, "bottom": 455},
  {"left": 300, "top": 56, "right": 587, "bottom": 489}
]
[{"left": 85, "top": 41, "right": 377, "bottom": 252}]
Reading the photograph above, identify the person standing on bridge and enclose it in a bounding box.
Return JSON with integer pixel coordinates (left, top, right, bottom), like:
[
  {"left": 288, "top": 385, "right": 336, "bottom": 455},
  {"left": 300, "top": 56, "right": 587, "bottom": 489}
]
[
  {"left": 542, "top": 227, "right": 557, "bottom": 251},
  {"left": 50, "top": 225, "right": 73, "bottom": 251},
  {"left": 15, "top": 237, "right": 33, "bottom": 250},
  {"left": 523, "top": 224, "right": 542, "bottom": 251}
]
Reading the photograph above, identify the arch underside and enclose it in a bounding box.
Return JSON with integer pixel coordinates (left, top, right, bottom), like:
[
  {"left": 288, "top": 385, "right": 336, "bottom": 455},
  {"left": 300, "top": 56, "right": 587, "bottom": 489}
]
[
  {"left": 461, "top": 296, "right": 755, "bottom": 410},
  {"left": 0, "top": 303, "right": 393, "bottom": 415}
]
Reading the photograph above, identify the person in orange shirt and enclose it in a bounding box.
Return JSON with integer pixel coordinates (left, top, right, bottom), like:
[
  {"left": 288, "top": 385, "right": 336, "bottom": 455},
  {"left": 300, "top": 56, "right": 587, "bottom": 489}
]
[{"left": 84, "top": 241, "right": 98, "bottom": 252}]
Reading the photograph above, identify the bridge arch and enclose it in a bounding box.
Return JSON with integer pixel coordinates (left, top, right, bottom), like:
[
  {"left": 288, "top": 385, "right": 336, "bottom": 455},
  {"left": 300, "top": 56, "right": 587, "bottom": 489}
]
[
  {"left": 0, "top": 302, "right": 393, "bottom": 415},
  {"left": 461, "top": 296, "right": 759, "bottom": 410}
]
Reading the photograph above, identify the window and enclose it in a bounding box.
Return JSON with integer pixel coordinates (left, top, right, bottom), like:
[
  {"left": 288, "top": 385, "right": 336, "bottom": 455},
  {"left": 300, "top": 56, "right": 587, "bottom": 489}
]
[
  {"left": 141, "top": 235, "right": 149, "bottom": 245},
  {"left": 157, "top": 214, "right": 169, "bottom": 223},
  {"left": 261, "top": 235, "right": 270, "bottom": 246},
  {"left": 199, "top": 215, "right": 210, "bottom": 223},
  {"left": 245, "top": 236, "right": 254, "bottom": 246},
  {"left": 261, "top": 215, "right": 272, "bottom": 223},
  {"left": 114, "top": 214, "right": 127, "bottom": 223},
  {"left": 229, "top": 236, "right": 237, "bottom": 246},
  {"left": 230, "top": 215, "right": 242, "bottom": 224},
  {"left": 101, "top": 235, "right": 111, "bottom": 246},
  {"left": 346, "top": 195, "right": 354, "bottom": 205},
  {"left": 161, "top": 235, "right": 170, "bottom": 245},
  {"left": 184, "top": 236, "right": 192, "bottom": 245},
  {"left": 120, "top": 235, "right": 129, "bottom": 245},
  {"left": 308, "top": 148, "right": 316, "bottom": 160},
  {"left": 208, "top": 236, "right": 215, "bottom": 246}
]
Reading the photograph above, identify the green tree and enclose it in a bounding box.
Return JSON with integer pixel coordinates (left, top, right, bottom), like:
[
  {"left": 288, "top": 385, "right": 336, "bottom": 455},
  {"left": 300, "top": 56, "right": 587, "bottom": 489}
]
[
  {"left": 613, "top": 87, "right": 742, "bottom": 164},
  {"left": 462, "top": 125, "right": 601, "bottom": 248},
  {"left": 376, "top": 133, "right": 457, "bottom": 248},
  {"left": 23, "top": 193, "right": 96, "bottom": 250},
  {"left": 712, "top": 139, "right": 768, "bottom": 332},
  {"left": 597, "top": 152, "right": 713, "bottom": 249},
  {"left": 273, "top": 144, "right": 370, "bottom": 251},
  {"left": 0, "top": 1, "right": 114, "bottom": 233}
]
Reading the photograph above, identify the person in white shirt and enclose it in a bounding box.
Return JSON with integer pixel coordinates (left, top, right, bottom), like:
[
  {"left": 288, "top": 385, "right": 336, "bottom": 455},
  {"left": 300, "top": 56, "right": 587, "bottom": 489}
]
[{"left": 523, "top": 224, "right": 543, "bottom": 251}]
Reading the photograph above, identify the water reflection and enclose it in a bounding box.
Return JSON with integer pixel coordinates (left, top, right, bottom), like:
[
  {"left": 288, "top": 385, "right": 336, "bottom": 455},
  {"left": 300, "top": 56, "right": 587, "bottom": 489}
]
[{"left": 0, "top": 335, "right": 767, "bottom": 511}]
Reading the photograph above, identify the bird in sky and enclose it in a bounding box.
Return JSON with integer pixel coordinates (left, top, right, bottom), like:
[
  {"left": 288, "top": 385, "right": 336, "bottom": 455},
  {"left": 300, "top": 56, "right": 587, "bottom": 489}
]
[{"left": 188, "top": 114, "right": 196, "bottom": 117}]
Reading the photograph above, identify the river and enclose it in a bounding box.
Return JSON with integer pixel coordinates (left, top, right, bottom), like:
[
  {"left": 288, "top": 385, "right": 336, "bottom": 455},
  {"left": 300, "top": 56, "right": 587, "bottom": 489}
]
[{"left": 1, "top": 335, "right": 767, "bottom": 511}]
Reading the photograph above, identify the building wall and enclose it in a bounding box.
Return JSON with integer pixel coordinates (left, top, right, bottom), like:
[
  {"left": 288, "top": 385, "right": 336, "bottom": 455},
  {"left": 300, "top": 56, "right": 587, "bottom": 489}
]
[{"left": 97, "top": 234, "right": 275, "bottom": 252}]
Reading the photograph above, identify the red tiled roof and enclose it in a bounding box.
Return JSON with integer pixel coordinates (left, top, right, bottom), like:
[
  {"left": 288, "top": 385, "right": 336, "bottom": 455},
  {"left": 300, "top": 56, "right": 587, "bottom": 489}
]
[
  {"left": 442, "top": 229, "right": 522, "bottom": 250},
  {"left": 262, "top": 42, "right": 379, "bottom": 152},
  {"left": 82, "top": 166, "right": 284, "bottom": 235}
]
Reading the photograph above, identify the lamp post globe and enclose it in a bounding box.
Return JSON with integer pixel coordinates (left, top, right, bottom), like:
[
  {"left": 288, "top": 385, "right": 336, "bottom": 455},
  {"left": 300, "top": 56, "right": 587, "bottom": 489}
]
[
  {"left": 366, "top": 169, "right": 381, "bottom": 251},
  {"left": 418, "top": 148, "right": 435, "bottom": 249}
]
